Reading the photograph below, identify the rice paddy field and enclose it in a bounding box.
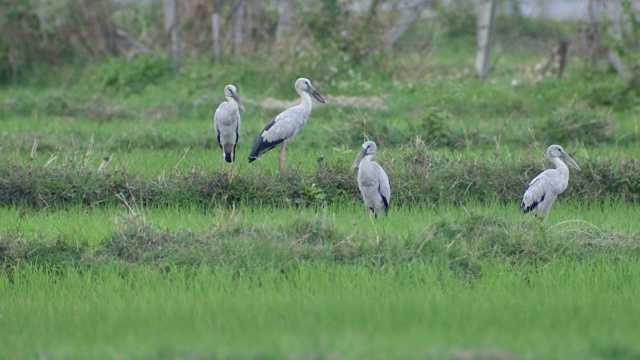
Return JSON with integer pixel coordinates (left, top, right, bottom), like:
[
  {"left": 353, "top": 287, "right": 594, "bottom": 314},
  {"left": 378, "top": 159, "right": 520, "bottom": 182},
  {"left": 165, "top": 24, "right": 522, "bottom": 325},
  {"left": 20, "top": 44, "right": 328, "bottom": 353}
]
[{"left": 2, "top": 17, "right": 640, "bottom": 360}]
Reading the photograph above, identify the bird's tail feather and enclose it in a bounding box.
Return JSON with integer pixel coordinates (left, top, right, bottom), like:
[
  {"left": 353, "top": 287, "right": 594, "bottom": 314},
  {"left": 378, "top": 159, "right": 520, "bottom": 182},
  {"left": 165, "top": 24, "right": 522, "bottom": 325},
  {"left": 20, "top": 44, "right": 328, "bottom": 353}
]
[{"left": 223, "top": 144, "right": 235, "bottom": 163}]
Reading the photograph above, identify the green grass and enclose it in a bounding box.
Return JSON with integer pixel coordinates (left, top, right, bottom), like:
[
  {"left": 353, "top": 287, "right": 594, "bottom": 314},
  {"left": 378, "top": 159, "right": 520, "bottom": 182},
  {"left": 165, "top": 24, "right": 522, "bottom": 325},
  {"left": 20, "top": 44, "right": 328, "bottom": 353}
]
[
  {"left": 3, "top": 200, "right": 640, "bottom": 246},
  {"left": 1, "top": 22, "right": 640, "bottom": 360},
  {"left": 2, "top": 260, "right": 640, "bottom": 359}
]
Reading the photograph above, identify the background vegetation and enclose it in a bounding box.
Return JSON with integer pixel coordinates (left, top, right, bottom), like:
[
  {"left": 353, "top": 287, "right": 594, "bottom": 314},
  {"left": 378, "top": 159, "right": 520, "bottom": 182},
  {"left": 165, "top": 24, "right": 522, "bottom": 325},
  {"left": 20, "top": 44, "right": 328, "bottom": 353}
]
[{"left": 1, "top": 0, "right": 640, "bottom": 359}]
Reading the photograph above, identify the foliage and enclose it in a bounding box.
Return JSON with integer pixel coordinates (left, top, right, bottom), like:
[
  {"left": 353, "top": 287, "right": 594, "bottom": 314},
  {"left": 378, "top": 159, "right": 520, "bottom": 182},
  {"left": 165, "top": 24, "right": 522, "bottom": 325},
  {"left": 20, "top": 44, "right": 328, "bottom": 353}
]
[
  {"left": 306, "top": 0, "right": 343, "bottom": 49},
  {"left": 2, "top": 146, "right": 640, "bottom": 210},
  {"left": 410, "top": 105, "right": 457, "bottom": 147},
  {"left": 542, "top": 101, "right": 615, "bottom": 145},
  {"left": 0, "top": 0, "right": 157, "bottom": 85},
  {"left": 1, "top": 8, "right": 640, "bottom": 359},
  {"left": 609, "top": 0, "right": 640, "bottom": 77},
  {"left": 2, "top": 207, "right": 639, "bottom": 274},
  {"left": 93, "top": 54, "right": 172, "bottom": 94},
  {"left": 433, "top": 0, "right": 478, "bottom": 38},
  {"left": 2, "top": 0, "right": 639, "bottom": 89}
]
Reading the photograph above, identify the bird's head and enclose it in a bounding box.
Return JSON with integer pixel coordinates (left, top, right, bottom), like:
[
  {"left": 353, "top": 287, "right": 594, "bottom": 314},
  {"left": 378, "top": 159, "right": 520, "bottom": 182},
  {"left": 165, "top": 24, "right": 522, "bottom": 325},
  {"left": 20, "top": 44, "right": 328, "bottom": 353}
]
[
  {"left": 547, "top": 144, "right": 580, "bottom": 171},
  {"left": 351, "top": 141, "right": 378, "bottom": 171},
  {"left": 295, "top": 78, "right": 325, "bottom": 104},
  {"left": 224, "top": 84, "right": 245, "bottom": 111}
]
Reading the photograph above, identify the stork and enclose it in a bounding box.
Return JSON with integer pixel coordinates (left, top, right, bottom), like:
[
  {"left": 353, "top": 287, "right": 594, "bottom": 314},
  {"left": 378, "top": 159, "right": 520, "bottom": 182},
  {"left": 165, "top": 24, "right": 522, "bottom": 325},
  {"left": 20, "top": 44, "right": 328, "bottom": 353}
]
[
  {"left": 214, "top": 84, "right": 245, "bottom": 164},
  {"left": 248, "top": 78, "right": 325, "bottom": 171},
  {"left": 520, "top": 144, "right": 581, "bottom": 216},
  {"left": 351, "top": 141, "right": 391, "bottom": 218}
]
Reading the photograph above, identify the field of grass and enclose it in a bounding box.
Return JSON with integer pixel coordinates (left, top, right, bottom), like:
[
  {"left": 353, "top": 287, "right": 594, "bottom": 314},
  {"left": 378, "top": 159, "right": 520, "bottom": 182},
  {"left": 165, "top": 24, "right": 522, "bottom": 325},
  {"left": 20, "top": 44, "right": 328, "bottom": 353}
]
[
  {"left": 1, "top": 19, "right": 640, "bottom": 359},
  {"left": 3, "top": 259, "right": 640, "bottom": 359}
]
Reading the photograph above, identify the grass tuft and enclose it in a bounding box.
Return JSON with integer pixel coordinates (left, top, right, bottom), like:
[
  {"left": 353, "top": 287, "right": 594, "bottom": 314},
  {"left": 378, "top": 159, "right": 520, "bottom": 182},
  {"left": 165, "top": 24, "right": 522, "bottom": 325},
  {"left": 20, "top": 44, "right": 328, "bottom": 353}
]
[{"left": 3, "top": 147, "right": 640, "bottom": 210}]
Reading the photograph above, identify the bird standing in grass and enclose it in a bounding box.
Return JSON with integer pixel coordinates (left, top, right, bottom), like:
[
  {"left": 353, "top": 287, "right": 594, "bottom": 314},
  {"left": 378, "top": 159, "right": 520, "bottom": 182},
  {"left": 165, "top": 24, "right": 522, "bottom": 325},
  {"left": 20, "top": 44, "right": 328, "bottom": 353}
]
[
  {"left": 521, "top": 144, "right": 581, "bottom": 217},
  {"left": 352, "top": 141, "right": 391, "bottom": 218},
  {"left": 214, "top": 84, "right": 244, "bottom": 164},
  {"left": 248, "top": 78, "right": 325, "bottom": 171}
]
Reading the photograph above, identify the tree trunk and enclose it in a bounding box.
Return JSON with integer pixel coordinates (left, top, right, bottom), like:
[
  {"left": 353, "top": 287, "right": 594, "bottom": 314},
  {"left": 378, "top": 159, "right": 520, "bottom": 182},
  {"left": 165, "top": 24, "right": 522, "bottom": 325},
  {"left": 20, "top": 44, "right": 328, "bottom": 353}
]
[
  {"left": 246, "top": 3, "right": 255, "bottom": 53},
  {"left": 212, "top": 12, "right": 221, "bottom": 61},
  {"left": 605, "top": 0, "right": 630, "bottom": 80},
  {"left": 233, "top": 0, "right": 245, "bottom": 56},
  {"left": 275, "top": 0, "right": 293, "bottom": 49},
  {"left": 475, "top": 0, "right": 497, "bottom": 82},
  {"left": 163, "top": 0, "right": 182, "bottom": 68}
]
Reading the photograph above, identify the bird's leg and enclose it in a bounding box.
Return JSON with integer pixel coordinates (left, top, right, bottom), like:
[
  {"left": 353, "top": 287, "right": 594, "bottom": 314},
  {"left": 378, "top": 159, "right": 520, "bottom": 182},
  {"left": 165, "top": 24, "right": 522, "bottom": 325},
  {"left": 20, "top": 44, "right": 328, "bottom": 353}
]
[
  {"left": 229, "top": 161, "right": 236, "bottom": 180},
  {"left": 367, "top": 210, "right": 381, "bottom": 245},
  {"left": 279, "top": 143, "right": 286, "bottom": 172},
  {"left": 229, "top": 146, "right": 236, "bottom": 177}
]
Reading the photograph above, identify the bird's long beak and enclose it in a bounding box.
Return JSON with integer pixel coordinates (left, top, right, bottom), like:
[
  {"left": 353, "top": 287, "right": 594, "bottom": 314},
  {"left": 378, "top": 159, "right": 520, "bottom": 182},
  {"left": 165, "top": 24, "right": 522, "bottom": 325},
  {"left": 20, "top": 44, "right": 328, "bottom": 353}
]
[
  {"left": 309, "top": 86, "right": 325, "bottom": 104},
  {"left": 232, "top": 93, "right": 245, "bottom": 111},
  {"left": 351, "top": 148, "right": 366, "bottom": 171},
  {"left": 562, "top": 152, "right": 581, "bottom": 171}
]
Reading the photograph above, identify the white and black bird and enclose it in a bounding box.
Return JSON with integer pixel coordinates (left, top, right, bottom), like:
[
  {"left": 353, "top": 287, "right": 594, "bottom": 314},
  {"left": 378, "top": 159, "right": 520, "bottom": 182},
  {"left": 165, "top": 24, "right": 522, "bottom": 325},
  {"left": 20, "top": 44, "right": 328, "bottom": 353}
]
[
  {"left": 351, "top": 141, "right": 391, "bottom": 218},
  {"left": 214, "top": 84, "right": 245, "bottom": 163},
  {"left": 248, "top": 78, "right": 325, "bottom": 171},
  {"left": 520, "top": 144, "right": 581, "bottom": 216}
]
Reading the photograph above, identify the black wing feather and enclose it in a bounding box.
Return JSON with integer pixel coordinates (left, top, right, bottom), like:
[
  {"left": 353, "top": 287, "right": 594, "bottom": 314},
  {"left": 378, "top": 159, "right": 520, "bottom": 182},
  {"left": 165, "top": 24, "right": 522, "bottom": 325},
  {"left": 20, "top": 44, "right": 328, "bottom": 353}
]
[
  {"left": 216, "top": 125, "right": 222, "bottom": 150},
  {"left": 248, "top": 119, "right": 285, "bottom": 162},
  {"left": 519, "top": 182, "right": 532, "bottom": 211},
  {"left": 521, "top": 192, "right": 544, "bottom": 214},
  {"left": 519, "top": 172, "right": 544, "bottom": 213},
  {"left": 224, "top": 147, "right": 234, "bottom": 163},
  {"left": 379, "top": 183, "right": 389, "bottom": 214}
]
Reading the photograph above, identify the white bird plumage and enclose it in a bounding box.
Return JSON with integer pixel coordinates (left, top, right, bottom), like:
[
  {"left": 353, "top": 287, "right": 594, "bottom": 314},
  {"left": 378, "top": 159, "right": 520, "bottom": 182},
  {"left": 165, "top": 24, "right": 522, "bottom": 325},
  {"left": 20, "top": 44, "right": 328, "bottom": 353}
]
[
  {"left": 351, "top": 141, "right": 391, "bottom": 218},
  {"left": 248, "top": 78, "right": 325, "bottom": 171},
  {"left": 214, "top": 84, "right": 244, "bottom": 163},
  {"left": 520, "top": 144, "right": 581, "bottom": 216}
]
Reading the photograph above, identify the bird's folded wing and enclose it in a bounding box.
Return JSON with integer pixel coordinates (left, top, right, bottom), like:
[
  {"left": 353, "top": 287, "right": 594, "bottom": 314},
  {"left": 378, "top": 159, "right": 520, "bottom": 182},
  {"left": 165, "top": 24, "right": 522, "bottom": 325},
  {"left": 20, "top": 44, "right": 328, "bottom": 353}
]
[
  {"left": 214, "top": 110, "right": 222, "bottom": 138},
  {"left": 378, "top": 167, "right": 391, "bottom": 206},
  {"left": 261, "top": 117, "right": 297, "bottom": 143},
  {"left": 249, "top": 118, "right": 295, "bottom": 160},
  {"left": 378, "top": 168, "right": 391, "bottom": 201},
  {"left": 521, "top": 172, "right": 549, "bottom": 211}
]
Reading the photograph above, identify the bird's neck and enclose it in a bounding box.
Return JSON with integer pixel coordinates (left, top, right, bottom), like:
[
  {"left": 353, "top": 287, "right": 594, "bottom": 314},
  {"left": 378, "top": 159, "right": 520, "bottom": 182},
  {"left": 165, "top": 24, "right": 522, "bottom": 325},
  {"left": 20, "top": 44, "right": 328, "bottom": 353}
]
[
  {"left": 298, "top": 91, "right": 313, "bottom": 113},
  {"left": 551, "top": 157, "right": 568, "bottom": 174},
  {"left": 226, "top": 97, "right": 238, "bottom": 108}
]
